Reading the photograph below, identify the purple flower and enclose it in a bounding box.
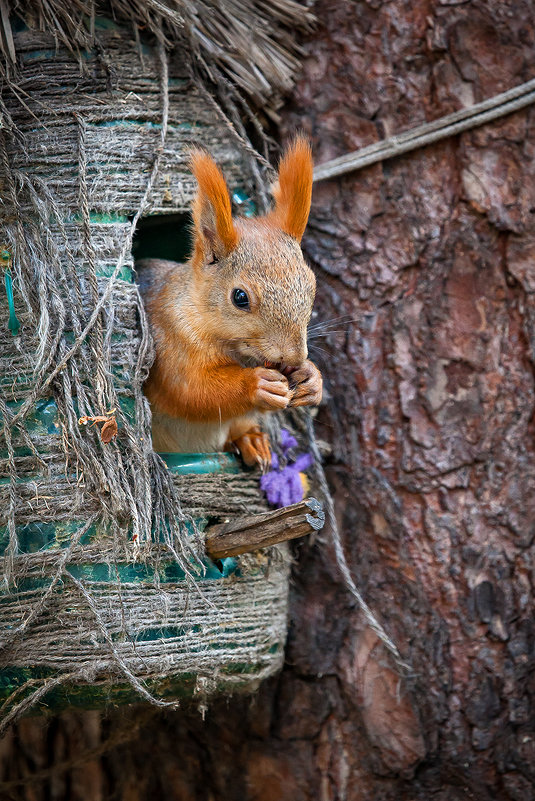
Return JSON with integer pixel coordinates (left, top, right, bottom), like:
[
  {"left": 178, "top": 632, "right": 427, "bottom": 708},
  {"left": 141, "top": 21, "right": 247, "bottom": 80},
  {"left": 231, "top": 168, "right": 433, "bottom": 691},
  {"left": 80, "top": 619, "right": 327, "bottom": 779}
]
[
  {"left": 279, "top": 429, "right": 298, "bottom": 452},
  {"left": 260, "top": 430, "right": 313, "bottom": 508}
]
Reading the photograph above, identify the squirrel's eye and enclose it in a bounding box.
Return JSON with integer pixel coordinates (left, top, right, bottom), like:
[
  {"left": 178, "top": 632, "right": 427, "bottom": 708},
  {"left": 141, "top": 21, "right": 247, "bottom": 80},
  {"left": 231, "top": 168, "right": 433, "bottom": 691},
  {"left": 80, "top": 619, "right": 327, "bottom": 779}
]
[{"left": 232, "top": 288, "right": 250, "bottom": 310}]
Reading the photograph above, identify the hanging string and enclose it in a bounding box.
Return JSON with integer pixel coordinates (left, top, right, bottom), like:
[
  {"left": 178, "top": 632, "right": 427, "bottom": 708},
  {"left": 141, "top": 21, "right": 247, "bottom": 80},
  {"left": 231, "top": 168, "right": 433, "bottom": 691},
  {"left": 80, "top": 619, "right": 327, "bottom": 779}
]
[
  {"left": 304, "top": 414, "right": 412, "bottom": 676},
  {"left": 313, "top": 77, "right": 535, "bottom": 182}
]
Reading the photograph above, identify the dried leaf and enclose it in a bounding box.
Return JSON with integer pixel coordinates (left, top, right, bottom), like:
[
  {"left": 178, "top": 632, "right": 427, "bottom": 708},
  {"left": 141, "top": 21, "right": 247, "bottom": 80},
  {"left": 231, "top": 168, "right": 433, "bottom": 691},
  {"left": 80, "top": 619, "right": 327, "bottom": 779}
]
[{"left": 100, "top": 417, "right": 118, "bottom": 443}]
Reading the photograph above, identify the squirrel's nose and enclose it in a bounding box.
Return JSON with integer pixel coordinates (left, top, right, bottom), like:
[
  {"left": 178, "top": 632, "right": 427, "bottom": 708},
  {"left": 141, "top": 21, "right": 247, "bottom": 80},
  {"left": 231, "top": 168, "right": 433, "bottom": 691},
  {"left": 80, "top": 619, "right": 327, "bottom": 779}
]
[
  {"left": 284, "top": 343, "right": 308, "bottom": 367},
  {"left": 266, "top": 340, "right": 307, "bottom": 368}
]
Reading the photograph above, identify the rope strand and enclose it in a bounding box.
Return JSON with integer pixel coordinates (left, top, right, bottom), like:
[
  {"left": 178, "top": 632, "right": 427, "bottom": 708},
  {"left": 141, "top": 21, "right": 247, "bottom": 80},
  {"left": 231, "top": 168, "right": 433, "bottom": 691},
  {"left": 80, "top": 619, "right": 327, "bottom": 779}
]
[
  {"left": 304, "top": 414, "right": 412, "bottom": 676},
  {"left": 313, "top": 78, "right": 535, "bottom": 182}
]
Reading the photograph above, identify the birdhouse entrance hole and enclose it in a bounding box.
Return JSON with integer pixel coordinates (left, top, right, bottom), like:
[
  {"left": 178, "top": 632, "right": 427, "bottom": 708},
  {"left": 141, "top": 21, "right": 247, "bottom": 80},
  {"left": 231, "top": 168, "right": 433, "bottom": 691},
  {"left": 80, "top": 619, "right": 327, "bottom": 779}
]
[{"left": 132, "top": 212, "right": 192, "bottom": 264}]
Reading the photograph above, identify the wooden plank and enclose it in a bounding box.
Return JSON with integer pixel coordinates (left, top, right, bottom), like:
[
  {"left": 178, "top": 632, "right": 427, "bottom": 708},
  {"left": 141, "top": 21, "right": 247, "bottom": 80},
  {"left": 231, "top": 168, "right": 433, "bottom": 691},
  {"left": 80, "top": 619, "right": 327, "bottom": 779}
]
[{"left": 204, "top": 497, "right": 325, "bottom": 559}]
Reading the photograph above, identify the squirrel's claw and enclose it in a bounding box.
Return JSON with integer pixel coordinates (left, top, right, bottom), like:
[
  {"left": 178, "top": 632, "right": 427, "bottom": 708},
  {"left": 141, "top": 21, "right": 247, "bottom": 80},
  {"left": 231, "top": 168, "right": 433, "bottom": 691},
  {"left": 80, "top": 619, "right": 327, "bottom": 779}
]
[{"left": 229, "top": 428, "right": 271, "bottom": 471}]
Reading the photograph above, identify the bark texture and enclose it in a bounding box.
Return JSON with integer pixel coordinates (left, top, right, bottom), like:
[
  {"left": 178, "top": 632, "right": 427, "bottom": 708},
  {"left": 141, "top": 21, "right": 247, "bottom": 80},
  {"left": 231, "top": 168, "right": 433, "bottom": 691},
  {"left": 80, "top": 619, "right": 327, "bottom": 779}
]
[{"left": 3, "top": 1, "right": 535, "bottom": 799}]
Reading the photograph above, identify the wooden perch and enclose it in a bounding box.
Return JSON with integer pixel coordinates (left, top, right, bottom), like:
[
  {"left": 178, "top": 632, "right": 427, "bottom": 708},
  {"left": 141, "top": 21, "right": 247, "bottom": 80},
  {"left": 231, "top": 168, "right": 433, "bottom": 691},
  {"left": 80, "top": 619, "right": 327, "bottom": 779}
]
[{"left": 204, "top": 497, "right": 325, "bottom": 560}]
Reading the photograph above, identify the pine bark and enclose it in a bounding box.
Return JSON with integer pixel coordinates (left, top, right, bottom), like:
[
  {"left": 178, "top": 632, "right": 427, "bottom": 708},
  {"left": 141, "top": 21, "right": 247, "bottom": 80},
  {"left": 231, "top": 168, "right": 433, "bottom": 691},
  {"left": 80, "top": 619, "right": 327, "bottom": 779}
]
[{"left": 3, "top": 1, "right": 535, "bottom": 799}]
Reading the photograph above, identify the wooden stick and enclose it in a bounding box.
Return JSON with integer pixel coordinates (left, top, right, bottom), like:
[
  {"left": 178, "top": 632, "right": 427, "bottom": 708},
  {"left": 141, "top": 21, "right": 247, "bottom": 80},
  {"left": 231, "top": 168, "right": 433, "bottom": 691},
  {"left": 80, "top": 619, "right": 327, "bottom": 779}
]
[{"left": 204, "top": 497, "right": 325, "bottom": 560}]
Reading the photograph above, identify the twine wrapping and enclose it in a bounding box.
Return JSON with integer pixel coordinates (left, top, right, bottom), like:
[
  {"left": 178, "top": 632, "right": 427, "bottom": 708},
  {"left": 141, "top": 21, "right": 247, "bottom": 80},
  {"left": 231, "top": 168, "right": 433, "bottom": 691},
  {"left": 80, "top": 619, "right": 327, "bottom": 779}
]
[{"left": 0, "top": 16, "right": 291, "bottom": 723}]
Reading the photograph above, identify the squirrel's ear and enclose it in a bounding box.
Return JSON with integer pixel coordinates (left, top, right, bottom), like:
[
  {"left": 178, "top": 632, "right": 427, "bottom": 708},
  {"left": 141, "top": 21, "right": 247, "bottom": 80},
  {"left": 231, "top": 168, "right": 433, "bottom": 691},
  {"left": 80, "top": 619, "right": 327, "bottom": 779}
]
[
  {"left": 190, "top": 150, "right": 238, "bottom": 262},
  {"left": 271, "top": 136, "right": 313, "bottom": 243}
]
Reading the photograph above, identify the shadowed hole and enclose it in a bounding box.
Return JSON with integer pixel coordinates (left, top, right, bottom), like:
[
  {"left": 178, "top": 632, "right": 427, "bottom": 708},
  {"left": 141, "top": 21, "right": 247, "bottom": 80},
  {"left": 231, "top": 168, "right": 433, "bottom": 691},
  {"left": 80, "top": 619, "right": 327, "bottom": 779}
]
[{"left": 132, "top": 212, "right": 192, "bottom": 263}]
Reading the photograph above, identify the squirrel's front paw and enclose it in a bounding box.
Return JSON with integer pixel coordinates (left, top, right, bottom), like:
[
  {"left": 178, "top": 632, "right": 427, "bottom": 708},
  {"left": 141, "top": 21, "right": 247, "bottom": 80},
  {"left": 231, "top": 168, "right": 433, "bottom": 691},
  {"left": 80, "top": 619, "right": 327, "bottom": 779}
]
[
  {"left": 227, "top": 426, "right": 271, "bottom": 471},
  {"left": 251, "top": 367, "right": 292, "bottom": 411},
  {"left": 288, "top": 360, "right": 323, "bottom": 407}
]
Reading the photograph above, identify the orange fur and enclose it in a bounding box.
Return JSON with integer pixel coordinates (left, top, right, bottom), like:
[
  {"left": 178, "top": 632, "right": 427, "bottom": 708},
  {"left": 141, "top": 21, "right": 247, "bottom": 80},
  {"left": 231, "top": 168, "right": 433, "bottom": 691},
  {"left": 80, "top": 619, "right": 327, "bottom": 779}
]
[
  {"left": 143, "top": 266, "right": 253, "bottom": 422},
  {"left": 270, "top": 136, "right": 313, "bottom": 242},
  {"left": 145, "top": 354, "right": 257, "bottom": 423},
  {"left": 190, "top": 150, "right": 238, "bottom": 259}
]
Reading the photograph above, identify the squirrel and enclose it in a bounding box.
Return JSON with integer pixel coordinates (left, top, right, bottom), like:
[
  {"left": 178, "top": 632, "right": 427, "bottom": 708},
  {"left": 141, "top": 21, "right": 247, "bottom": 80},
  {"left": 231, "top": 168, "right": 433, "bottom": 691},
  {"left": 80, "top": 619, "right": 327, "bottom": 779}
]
[{"left": 136, "top": 136, "right": 322, "bottom": 468}]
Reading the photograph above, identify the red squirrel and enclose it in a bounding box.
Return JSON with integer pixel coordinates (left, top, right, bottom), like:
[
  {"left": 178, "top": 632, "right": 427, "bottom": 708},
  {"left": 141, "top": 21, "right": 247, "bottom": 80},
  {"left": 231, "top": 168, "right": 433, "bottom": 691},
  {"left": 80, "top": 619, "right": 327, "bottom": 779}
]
[{"left": 136, "top": 136, "right": 322, "bottom": 467}]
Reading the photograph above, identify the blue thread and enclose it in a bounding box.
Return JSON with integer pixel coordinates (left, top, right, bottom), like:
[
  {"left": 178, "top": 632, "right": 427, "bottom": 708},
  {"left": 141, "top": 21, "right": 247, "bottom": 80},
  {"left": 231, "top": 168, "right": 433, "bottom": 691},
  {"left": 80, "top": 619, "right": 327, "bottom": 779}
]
[
  {"left": 232, "top": 189, "right": 257, "bottom": 218},
  {"left": 2, "top": 253, "right": 20, "bottom": 337}
]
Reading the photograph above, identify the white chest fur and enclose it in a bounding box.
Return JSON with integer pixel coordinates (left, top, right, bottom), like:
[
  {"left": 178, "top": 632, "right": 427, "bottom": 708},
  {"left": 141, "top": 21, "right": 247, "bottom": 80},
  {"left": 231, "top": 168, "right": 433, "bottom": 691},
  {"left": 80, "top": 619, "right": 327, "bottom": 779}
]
[{"left": 150, "top": 410, "right": 232, "bottom": 453}]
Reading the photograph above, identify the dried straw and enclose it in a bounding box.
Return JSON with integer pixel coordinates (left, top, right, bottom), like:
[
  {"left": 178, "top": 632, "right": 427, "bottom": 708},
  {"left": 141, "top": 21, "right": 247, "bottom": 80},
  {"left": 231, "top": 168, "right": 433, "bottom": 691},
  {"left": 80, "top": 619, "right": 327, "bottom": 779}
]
[{"left": 1, "top": 0, "right": 315, "bottom": 106}]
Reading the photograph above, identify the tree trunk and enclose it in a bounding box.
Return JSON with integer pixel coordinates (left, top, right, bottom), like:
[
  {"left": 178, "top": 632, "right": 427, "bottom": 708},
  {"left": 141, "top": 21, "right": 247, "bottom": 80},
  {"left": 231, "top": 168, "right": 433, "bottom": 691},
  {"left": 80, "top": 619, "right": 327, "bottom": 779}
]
[{"left": 3, "top": 1, "right": 535, "bottom": 799}]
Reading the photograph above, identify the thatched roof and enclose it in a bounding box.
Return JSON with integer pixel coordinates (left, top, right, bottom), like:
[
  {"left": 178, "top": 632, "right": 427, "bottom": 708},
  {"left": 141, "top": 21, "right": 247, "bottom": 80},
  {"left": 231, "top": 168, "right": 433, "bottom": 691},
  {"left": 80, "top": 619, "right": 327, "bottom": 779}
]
[{"left": 0, "top": 0, "right": 315, "bottom": 105}]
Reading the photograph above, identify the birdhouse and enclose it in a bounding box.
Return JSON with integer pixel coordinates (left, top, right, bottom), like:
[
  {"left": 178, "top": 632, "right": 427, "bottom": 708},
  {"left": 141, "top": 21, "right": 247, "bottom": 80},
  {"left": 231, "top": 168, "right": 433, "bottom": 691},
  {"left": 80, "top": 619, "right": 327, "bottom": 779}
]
[{"left": 0, "top": 3, "right": 321, "bottom": 718}]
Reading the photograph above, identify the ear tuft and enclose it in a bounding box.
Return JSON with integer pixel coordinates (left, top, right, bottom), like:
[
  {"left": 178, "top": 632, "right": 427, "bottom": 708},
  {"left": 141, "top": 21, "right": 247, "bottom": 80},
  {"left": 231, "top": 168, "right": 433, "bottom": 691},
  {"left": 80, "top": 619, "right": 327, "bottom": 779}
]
[
  {"left": 190, "top": 150, "right": 238, "bottom": 260},
  {"left": 271, "top": 136, "right": 313, "bottom": 243}
]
